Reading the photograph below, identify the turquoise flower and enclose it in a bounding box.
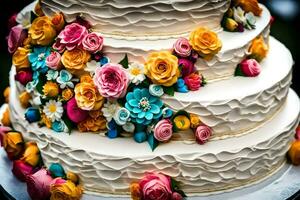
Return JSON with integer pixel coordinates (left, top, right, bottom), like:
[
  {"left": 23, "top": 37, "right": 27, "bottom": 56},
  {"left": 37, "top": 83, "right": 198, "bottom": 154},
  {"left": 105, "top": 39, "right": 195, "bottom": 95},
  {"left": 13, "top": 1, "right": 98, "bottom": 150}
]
[
  {"left": 125, "top": 88, "right": 163, "bottom": 125},
  {"left": 113, "top": 107, "right": 130, "bottom": 126},
  {"left": 25, "top": 79, "right": 39, "bottom": 92},
  {"left": 49, "top": 163, "right": 65, "bottom": 178},
  {"left": 52, "top": 120, "right": 67, "bottom": 132},
  {"left": 176, "top": 78, "right": 188, "bottom": 93},
  {"left": 46, "top": 70, "right": 59, "bottom": 81},
  {"left": 149, "top": 84, "right": 164, "bottom": 97},
  {"left": 56, "top": 70, "right": 75, "bottom": 89},
  {"left": 29, "top": 47, "right": 51, "bottom": 73}
]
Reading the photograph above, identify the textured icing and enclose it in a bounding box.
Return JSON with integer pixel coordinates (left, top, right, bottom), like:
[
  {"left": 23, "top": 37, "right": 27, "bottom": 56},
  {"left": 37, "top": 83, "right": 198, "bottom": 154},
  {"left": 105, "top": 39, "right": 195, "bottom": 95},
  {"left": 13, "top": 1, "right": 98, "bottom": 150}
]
[
  {"left": 41, "top": 0, "right": 230, "bottom": 39},
  {"left": 163, "top": 37, "right": 293, "bottom": 140}
]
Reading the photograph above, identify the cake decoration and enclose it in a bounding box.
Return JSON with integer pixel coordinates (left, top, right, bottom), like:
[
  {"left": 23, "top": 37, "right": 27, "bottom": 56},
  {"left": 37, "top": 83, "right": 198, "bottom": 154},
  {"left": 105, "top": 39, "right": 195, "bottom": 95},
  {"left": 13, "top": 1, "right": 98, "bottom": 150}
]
[
  {"left": 130, "top": 172, "right": 187, "bottom": 200},
  {"left": 288, "top": 125, "right": 300, "bottom": 165}
]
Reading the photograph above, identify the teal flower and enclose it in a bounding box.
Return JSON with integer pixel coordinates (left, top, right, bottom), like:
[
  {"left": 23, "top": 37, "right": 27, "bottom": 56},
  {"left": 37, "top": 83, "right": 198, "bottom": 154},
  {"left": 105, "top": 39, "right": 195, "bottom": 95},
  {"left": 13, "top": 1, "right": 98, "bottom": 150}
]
[
  {"left": 56, "top": 70, "right": 75, "bottom": 89},
  {"left": 113, "top": 107, "right": 130, "bottom": 126},
  {"left": 52, "top": 120, "right": 67, "bottom": 132},
  {"left": 28, "top": 47, "right": 51, "bottom": 73},
  {"left": 149, "top": 84, "right": 164, "bottom": 97},
  {"left": 46, "top": 70, "right": 59, "bottom": 81},
  {"left": 25, "top": 107, "right": 41, "bottom": 123},
  {"left": 49, "top": 163, "right": 65, "bottom": 178},
  {"left": 125, "top": 88, "right": 163, "bottom": 125}
]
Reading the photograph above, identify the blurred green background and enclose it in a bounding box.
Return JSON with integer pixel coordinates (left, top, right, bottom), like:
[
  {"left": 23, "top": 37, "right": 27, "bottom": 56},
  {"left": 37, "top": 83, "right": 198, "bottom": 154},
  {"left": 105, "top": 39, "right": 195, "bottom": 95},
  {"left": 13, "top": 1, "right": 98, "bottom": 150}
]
[{"left": 0, "top": 0, "right": 299, "bottom": 105}]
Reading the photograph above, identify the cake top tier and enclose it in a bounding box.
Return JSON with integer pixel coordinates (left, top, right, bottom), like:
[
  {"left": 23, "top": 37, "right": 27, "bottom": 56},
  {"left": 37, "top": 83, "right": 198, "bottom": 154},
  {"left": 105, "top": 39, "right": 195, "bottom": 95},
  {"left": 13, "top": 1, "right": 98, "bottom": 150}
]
[{"left": 41, "top": 0, "right": 230, "bottom": 39}]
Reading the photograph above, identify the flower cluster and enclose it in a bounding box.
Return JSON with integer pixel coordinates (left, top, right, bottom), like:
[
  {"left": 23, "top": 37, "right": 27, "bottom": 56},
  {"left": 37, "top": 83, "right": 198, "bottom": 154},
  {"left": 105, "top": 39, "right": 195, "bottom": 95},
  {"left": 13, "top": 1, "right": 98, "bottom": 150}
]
[
  {"left": 130, "top": 172, "right": 186, "bottom": 200},
  {"left": 222, "top": 0, "right": 262, "bottom": 32},
  {"left": 8, "top": 2, "right": 216, "bottom": 150},
  {"left": 288, "top": 125, "right": 300, "bottom": 165},
  {"left": 0, "top": 120, "right": 82, "bottom": 200}
]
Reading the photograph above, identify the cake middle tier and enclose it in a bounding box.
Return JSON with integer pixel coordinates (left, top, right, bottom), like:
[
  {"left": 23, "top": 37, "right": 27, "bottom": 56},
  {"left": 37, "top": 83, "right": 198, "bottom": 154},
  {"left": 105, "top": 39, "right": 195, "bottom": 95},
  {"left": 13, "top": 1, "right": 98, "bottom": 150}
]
[{"left": 162, "top": 37, "right": 292, "bottom": 140}]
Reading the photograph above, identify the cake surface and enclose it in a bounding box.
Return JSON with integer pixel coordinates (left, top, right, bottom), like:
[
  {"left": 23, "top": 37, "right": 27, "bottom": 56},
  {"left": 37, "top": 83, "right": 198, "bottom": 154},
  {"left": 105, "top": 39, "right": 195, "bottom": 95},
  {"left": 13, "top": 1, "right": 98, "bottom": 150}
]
[{"left": 6, "top": 0, "right": 300, "bottom": 199}]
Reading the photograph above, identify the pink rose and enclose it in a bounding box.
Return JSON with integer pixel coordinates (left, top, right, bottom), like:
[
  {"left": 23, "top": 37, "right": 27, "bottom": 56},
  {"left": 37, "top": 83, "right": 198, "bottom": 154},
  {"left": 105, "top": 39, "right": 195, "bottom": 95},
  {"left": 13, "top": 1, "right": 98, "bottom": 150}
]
[
  {"left": 172, "top": 192, "right": 183, "bottom": 200},
  {"left": 154, "top": 119, "right": 173, "bottom": 142},
  {"left": 195, "top": 125, "right": 212, "bottom": 145},
  {"left": 52, "top": 39, "right": 66, "bottom": 53},
  {"left": 66, "top": 98, "right": 89, "bottom": 123},
  {"left": 7, "top": 25, "right": 27, "bottom": 54},
  {"left": 58, "top": 23, "right": 88, "bottom": 51},
  {"left": 178, "top": 58, "right": 194, "bottom": 77},
  {"left": 82, "top": 33, "right": 104, "bottom": 53},
  {"left": 46, "top": 51, "right": 62, "bottom": 70},
  {"left": 15, "top": 69, "right": 33, "bottom": 86},
  {"left": 173, "top": 37, "right": 192, "bottom": 57},
  {"left": 240, "top": 59, "right": 261, "bottom": 77},
  {"left": 0, "top": 126, "right": 11, "bottom": 146},
  {"left": 51, "top": 177, "right": 67, "bottom": 185},
  {"left": 12, "top": 160, "right": 33, "bottom": 182},
  {"left": 93, "top": 63, "right": 129, "bottom": 99},
  {"left": 184, "top": 73, "right": 202, "bottom": 91},
  {"left": 139, "top": 172, "right": 172, "bottom": 200},
  {"left": 26, "top": 168, "right": 53, "bottom": 200}
]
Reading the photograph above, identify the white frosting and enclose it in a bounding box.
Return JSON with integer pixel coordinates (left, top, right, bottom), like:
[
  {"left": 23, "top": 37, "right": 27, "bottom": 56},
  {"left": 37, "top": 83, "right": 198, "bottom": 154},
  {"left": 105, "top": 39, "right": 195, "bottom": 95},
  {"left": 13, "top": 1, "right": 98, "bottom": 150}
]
[
  {"left": 163, "top": 37, "right": 293, "bottom": 139},
  {"left": 41, "top": 0, "right": 230, "bottom": 38}
]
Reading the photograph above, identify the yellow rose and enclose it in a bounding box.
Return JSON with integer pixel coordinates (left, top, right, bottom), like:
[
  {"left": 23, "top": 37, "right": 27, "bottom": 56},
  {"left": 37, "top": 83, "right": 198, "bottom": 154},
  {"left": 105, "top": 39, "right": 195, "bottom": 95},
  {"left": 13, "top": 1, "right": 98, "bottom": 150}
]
[
  {"left": 80, "top": 74, "right": 93, "bottom": 83},
  {"left": 173, "top": 115, "right": 191, "bottom": 131},
  {"left": 66, "top": 172, "right": 79, "bottom": 184},
  {"left": 145, "top": 51, "right": 179, "bottom": 87},
  {"left": 88, "top": 110, "right": 103, "bottom": 119},
  {"left": 61, "top": 48, "right": 91, "bottom": 75},
  {"left": 21, "top": 142, "right": 40, "bottom": 167},
  {"left": 41, "top": 113, "right": 52, "bottom": 128},
  {"left": 3, "top": 87, "right": 10, "bottom": 103},
  {"left": 249, "top": 36, "right": 269, "bottom": 62},
  {"left": 3, "top": 131, "right": 24, "bottom": 159},
  {"left": 23, "top": 37, "right": 32, "bottom": 49},
  {"left": 130, "top": 182, "right": 141, "bottom": 200},
  {"left": 12, "top": 47, "right": 30, "bottom": 70},
  {"left": 1, "top": 107, "right": 11, "bottom": 126},
  {"left": 233, "top": 0, "right": 262, "bottom": 16},
  {"left": 288, "top": 140, "right": 300, "bottom": 165},
  {"left": 190, "top": 113, "right": 202, "bottom": 129},
  {"left": 189, "top": 27, "right": 222, "bottom": 61},
  {"left": 62, "top": 88, "right": 74, "bottom": 101},
  {"left": 19, "top": 91, "right": 31, "bottom": 108},
  {"left": 224, "top": 18, "right": 238, "bottom": 32},
  {"left": 50, "top": 180, "right": 83, "bottom": 200},
  {"left": 29, "top": 16, "right": 56, "bottom": 46},
  {"left": 43, "top": 81, "right": 59, "bottom": 97},
  {"left": 51, "top": 13, "right": 65, "bottom": 32},
  {"left": 74, "top": 81, "right": 105, "bottom": 111},
  {"left": 78, "top": 116, "right": 107, "bottom": 132}
]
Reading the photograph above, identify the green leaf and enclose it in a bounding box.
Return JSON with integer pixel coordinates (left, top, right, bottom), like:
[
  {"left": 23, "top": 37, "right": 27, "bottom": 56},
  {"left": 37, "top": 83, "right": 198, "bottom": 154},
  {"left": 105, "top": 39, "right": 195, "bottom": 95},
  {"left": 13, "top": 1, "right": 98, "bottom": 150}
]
[
  {"left": 234, "top": 65, "right": 245, "bottom": 77},
  {"left": 147, "top": 133, "right": 159, "bottom": 151},
  {"left": 119, "top": 54, "right": 129, "bottom": 69},
  {"left": 171, "top": 177, "right": 179, "bottom": 191},
  {"left": 62, "top": 114, "right": 74, "bottom": 134},
  {"left": 202, "top": 75, "right": 207, "bottom": 86},
  {"left": 163, "top": 86, "right": 175, "bottom": 96}
]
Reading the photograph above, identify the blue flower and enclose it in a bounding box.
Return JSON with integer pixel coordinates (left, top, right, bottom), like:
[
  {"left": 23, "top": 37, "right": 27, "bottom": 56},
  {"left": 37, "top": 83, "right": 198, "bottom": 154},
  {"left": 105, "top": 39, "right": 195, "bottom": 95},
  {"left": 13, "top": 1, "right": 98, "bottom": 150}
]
[
  {"left": 113, "top": 107, "right": 130, "bottom": 126},
  {"left": 49, "top": 163, "right": 66, "bottom": 178},
  {"left": 134, "top": 131, "right": 147, "bottom": 143},
  {"left": 46, "top": 70, "right": 59, "bottom": 81},
  {"left": 125, "top": 88, "right": 163, "bottom": 125},
  {"left": 100, "top": 56, "right": 110, "bottom": 66},
  {"left": 149, "top": 84, "right": 164, "bottom": 97},
  {"left": 28, "top": 47, "right": 51, "bottom": 73},
  {"left": 56, "top": 70, "right": 74, "bottom": 89},
  {"left": 162, "top": 107, "right": 173, "bottom": 118},
  {"left": 107, "top": 120, "right": 118, "bottom": 139},
  {"left": 176, "top": 78, "right": 188, "bottom": 93},
  {"left": 25, "top": 107, "right": 41, "bottom": 123},
  {"left": 52, "top": 120, "right": 66, "bottom": 132}
]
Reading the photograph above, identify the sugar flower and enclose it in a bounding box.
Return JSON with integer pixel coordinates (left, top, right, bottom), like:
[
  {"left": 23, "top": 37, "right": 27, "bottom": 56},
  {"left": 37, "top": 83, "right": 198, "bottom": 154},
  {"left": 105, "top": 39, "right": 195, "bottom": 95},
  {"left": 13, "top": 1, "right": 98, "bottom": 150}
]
[
  {"left": 127, "top": 62, "right": 146, "bottom": 85},
  {"left": 85, "top": 60, "right": 100, "bottom": 74},
  {"left": 233, "top": 7, "right": 246, "bottom": 25},
  {"left": 125, "top": 88, "right": 163, "bottom": 125},
  {"left": 101, "top": 101, "right": 119, "bottom": 122},
  {"left": 28, "top": 46, "right": 51, "bottom": 73},
  {"left": 43, "top": 100, "right": 64, "bottom": 122},
  {"left": 56, "top": 70, "right": 76, "bottom": 89},
  {"left": 149, "top": 84, "right": 164, "bottom": 97},
  {"left": 113, "top": 107, "right": 131, "bottom": 126},
  {"left": 46, "top": 70, "right": 59, "bottom": 81}
]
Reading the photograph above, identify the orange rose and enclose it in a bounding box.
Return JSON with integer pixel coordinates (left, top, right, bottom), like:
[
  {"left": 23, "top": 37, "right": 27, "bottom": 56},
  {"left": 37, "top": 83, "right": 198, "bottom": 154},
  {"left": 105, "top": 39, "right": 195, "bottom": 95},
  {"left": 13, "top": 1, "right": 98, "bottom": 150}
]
[
  {"left": 233, "top": 0, "right": 262, "bottom": 16},
  {"left": 145, "top": 51, "right": 179, "bottom": 87},
  {"left": 75, "top": 81, "right": 105, "bottom": 111},
  {"left": 66, "top": 172, "right": 79, "bottom": 184},
  {"left": 88, "top": 110, "right": 103, "bottom": 119},
  {"left": 288, "top": 140, "right": 300, "bottom": 165},
  {"left": 50, "top": 180, "right": 83, "bottom": 200},
  {"left": 19, "top": 91, "right": 32, "bottom": 108},
  {"left": 51, "top": 13, "right": 65, "bottom": 32},
  {"left": 40, "top": 113, "right": 52, "bottom": 128},
  {"left": 23, "top": 37, "right": 32, "bottom": 49},
  {"left": 3, "top": 87, "right": 10, "bottom": 103},
  {"left": 61, "top": 48, "right": 91, "bottom": 75},
  {"left": 12, "top": 47, "right": 30, "bottom": 70},
  {"left": 80, "top": 74, "right": 93, "bottom": 83},
  {"left": 29, "top": 16, "right": 56, "bottom": 46},
  {"left": 130, "top": 182, "right": 141, "bottom": 200},
  {"left": 1, "top": 107, "right": 11, "bottom": 126},
  {"left": 78, "top": 116, "right": 107, "bottom": 132},
  {"left": 62, "top": 88, "right": 74, "bottom": 101},
  {"left": 21, "top": 142, "right": 40, "bottom": 167},
  {"left": 190, "top": 113, "right": 202, "bottom": 129},
  {"left": 2, "top": 131, "right": 24, "bottom": 160},
  {"left": 249, "top": 36, "right": 269, "bottom": 62},
  {"left": 43, "top": 81, "right": 60, "bottom": 97},
  {"left": 189, "top": 27, "right": 222, "bottom": 61}
]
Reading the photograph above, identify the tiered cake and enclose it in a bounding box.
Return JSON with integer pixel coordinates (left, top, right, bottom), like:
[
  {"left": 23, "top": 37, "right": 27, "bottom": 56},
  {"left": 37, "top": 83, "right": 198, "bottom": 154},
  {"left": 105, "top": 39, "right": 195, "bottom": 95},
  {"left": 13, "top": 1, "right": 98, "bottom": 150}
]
[{"left": 6, "top": 0, "right": 300, "bottom": 198}]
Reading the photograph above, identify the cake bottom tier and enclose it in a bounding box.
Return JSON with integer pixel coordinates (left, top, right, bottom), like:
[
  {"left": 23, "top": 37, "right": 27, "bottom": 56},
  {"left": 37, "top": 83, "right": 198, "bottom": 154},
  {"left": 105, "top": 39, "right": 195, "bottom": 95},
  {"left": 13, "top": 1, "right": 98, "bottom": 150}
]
[{"left": 9, "top": 75, "right": 300, "bottom": 196}]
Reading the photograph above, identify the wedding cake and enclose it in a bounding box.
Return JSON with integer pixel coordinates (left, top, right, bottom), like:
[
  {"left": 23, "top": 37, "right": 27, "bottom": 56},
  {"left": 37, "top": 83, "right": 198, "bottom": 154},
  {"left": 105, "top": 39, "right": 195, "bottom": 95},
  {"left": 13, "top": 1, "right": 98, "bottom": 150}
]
[{"left": 4, "top": 0, "right": 300, "bottom": 199}]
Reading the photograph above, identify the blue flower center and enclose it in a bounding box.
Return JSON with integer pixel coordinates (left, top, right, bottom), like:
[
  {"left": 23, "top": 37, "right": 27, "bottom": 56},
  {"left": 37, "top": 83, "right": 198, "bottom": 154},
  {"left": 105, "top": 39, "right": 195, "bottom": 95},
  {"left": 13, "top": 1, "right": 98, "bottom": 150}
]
[
  {"left": 139, "top": 97, "right": 151, "bottom": 111},
  {"left": 38, "top": 53, "right": 46, "bottom": 61}
]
